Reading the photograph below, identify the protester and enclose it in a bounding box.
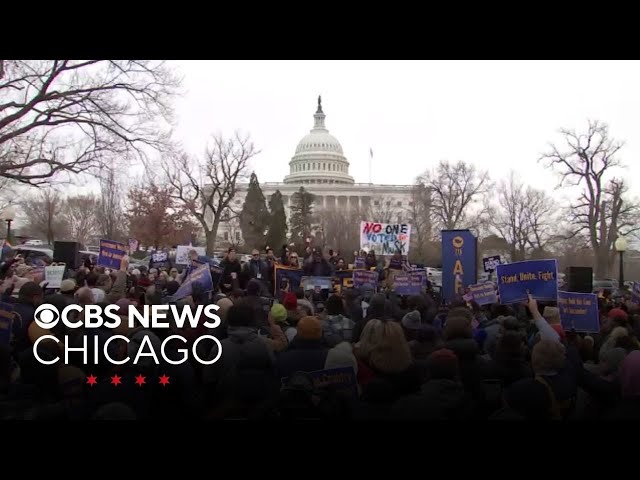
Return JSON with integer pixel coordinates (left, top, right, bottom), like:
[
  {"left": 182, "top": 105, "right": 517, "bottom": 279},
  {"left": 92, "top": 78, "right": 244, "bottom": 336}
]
[{"left": 220, "top": 248, "right": 242, "bottom": 293}]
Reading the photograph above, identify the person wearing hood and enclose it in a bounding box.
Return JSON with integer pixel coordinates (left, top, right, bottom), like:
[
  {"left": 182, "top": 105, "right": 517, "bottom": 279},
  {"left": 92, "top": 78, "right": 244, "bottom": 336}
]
[
  {"left": 391, "top": 348, "right": 474, "bottom": 420},
  {"left": 238, "top": 279, "right": 268, "bottom": 328}
]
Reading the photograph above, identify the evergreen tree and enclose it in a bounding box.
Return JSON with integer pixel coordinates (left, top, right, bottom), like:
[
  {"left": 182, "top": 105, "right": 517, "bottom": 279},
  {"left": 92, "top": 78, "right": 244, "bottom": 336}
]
[
  {"left": 289, "top": 186, "right": 316, "bottom": 251},
  {"left": 266, "top": 190, "right": 288, "bottom": 251},
  {"left": 240, "top": 172, "right": 270, "bottom": 250}
]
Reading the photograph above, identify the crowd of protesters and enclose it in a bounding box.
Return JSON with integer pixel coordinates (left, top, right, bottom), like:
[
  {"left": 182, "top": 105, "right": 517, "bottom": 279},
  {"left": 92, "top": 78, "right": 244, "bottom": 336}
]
[{"left": 1, "top": 242, "right": 640, "bottom": 420}]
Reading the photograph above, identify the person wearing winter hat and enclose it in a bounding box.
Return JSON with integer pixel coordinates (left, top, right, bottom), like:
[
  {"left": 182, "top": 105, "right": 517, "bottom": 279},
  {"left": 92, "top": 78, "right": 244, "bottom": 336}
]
[
  {"left": 270, "top": 303, "right": 297, "bottom": 343},
  {"left": 277, "top": 316, "right": 329, "bottom": 380},
  {"left": 543, "top": 306, "right": 566, "bottom": 342},
  {"left": 59, "top": 279, "right": 77, "bottom": 298},
  {"left": 283, "top": 292, "right": 297, "bottom": 311},
  {"left": 324, "top": 341, "right": 358, "bottom": 374}
]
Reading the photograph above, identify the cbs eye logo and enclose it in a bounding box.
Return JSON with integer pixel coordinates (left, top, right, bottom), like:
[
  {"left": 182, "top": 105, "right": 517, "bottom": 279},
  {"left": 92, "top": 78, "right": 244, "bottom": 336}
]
[{"left": 34, "top": 304, "right": 60, "bottom": 329}]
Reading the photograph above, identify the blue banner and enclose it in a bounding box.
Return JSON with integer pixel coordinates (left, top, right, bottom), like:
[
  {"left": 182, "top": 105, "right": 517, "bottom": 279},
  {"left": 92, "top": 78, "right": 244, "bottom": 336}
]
[
  {"left": 441, "top": 230, "right": 478, "bottom": 302},
  {"left": 274, "top": 265, "right": 305, "bottom": 294},
  {"left": 496, "top": 259, "right": 558, "bottom": 304},
  {"left": 282, "top": 367, "right": 358, "bottom": 400},
  {"left": 0, "top": 302, "right": 14, "bottom": 346},
  {"left": 558, "top": 291, "right": 600, "bottom": 333},
  {"left": 468, "top": 281, "right": 498, "bottom": 306},
  {"left": 174, "top": 262, "right": 213, "bottom": 300},
  {"left": 353, "top": 270, "right": 379, "bottom": 288},
  {"left": 98, "top": 239, "right": 127, "bottom": 270},
  {"left": 301, "top": 276, "right": 334, "bottom": 291}
]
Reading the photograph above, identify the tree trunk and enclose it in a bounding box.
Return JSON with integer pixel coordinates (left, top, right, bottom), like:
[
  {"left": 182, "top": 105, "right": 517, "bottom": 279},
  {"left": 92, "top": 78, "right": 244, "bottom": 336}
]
[{"left": 595, "top": 247, "right": 610, "bottom": 279}]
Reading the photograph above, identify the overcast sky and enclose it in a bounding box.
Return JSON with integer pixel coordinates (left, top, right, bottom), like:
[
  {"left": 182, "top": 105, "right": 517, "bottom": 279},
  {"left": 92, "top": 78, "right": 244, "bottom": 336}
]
[{"left": 172, "top": 60, "right": 640, "bottom": 199}]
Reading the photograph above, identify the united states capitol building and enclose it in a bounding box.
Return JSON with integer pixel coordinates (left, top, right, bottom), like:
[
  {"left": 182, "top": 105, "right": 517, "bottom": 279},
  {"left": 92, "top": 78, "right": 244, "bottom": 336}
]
[{"left": 218, "top": 97, "right": 415, "bottom": 246}]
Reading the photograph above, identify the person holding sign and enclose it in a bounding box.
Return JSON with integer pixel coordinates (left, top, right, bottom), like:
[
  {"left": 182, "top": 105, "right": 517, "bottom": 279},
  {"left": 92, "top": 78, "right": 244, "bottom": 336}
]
[{"left": 220, "top": 248, "right": 242, "bottom": 294}]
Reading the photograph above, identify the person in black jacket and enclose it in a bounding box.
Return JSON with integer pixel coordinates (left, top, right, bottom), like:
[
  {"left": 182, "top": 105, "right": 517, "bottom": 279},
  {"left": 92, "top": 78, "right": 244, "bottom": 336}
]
[
  {"left": 277, "top": 316, "right": 329, "bottom": 380},
  {"left": 220, "top": 248, "right": 242, "bottom": 294},
  {"left": 242, "top": 249, "right": 269, "bottom": 292},
  {"left": 303, "top": 249, "right": 332, "bottom": 277}
]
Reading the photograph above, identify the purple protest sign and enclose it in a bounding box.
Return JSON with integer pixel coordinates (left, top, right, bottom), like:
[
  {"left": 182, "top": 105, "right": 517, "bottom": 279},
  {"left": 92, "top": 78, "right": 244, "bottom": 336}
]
[
  {"left": 353, "top": 269, "right": 378, "bottom": 288},
  {"left": 468, "top": 281, "right": 498, "bottom": 306}
]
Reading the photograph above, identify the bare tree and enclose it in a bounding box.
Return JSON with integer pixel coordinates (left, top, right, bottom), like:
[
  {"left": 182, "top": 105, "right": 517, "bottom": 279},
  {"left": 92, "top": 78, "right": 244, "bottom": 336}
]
[
  {"left": 367, "top": 196, "right": 402, "bottom": 224},
  {"left": 95, "top": 165, "right": 125, "bottom": 240},
  {"left": 541, "top": 120, "right": 640, "bottom": 277},
  {"left": 0, "top": 60, "right": 180, "bottom": 186},
  {"left": 419, "top": 160, "right": 491, "bottom": 231},
  {"left": 20, "top": 189, "right": 69, "bottom": 243},
  {"left": 319, "top": 205, "right": 365, "bottom": 258},
  {"left": 163, "top": 132, "right": 258, "bottom": 256},
  {"left": 405, "top": 183, "right": 433, "bottom": 261},
  {"left": 63, "top": 195, "right": 100, "bottom": 246},
  {"left": 489, "top": 172, "right": 556, "bottom": 261}
]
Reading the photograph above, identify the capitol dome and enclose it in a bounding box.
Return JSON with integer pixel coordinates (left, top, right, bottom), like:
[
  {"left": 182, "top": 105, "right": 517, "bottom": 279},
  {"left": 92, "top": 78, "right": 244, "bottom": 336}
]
[{"left": 283, "top": 96, "right": 354, "bottom": 185}]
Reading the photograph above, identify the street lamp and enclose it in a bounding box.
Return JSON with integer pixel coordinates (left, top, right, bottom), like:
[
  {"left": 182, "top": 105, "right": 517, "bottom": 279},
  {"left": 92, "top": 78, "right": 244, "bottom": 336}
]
[
  {"left": 615, "top": 234, "right": 628, "bottom": 288},
  {"left": 1, "top": 206, "right": 15, "bottom": 243}
]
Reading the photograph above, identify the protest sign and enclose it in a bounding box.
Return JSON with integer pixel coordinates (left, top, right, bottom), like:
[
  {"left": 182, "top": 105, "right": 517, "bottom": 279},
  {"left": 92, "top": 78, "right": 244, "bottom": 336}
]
[
  {"left": 441, "top": 230, "right": 478, "bottom": 302},
  {"left": 149, "top": 250, "right": 171, "bottom": 269},
  {"left": 360, "top": 221, "right": 412, "bottom": 256},
  {"left": 282, "top": 367, "right": 358, "bottom": 400},
  {"left": 128, "top": 238, "right": 139, "bottom": 254},
  {"left": 0, "top": 302, "right": 14, "bottom": 346},
  {"left": 273, "top": 265, "right": 305, "bottom": 295},
  {"left": 393, "top": 274, "right": 422, "bottom": 296},
  {"left": 332, "top": 269, "right": 355, "bottom": 294},
  {"left": 496, "top": 259, "right": 558, "bottom": 304},
  {"left": 44, "top": 265, "right": 65, "bottom": 289},
  {"left": 353, "top": 270, "right": 379, "bottom": 288},
  {"left": 468, "top": 281, "right": 498, "bottom": 306},
  {"left": 557, "top": 291, "right": 600, "bottom": 333},
  {"left": 354, "top": 256, "right": 366, "bottom": 269},
  {"left": 98, "top": 240, "right": 127, "bottom": 270},
  {"left": 175, "top": 245, "right": 207, "bottom": 265},
  {"left": 301, "top": 276, "right": 333, "bottom": 291},
  {"left": 409, "top": 269, "right": 428, "bottom": 287},
  {"left": 173, "top": 262, "right": 213, "bottom": 300},
  {"left": 483, "top": 255, "right": 502, "bottom": 273}
]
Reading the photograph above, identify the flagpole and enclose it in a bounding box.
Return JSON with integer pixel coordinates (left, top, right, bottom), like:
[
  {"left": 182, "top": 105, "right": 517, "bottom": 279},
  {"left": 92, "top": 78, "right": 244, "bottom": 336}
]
[{"left": 369, "top": 147, "right": 373, "bottom": 184}]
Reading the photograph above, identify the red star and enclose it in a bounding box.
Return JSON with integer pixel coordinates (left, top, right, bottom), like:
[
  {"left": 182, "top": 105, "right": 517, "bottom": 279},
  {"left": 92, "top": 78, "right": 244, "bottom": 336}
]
[
  {"left": 158, "top": 374, "right": 170, "bottom": 387},
  {"left": 134, "top": 374, "right": 146, "bottom": 387},
  {"left": 110, "top": 374, "right": 122, "bottom": 387},
  {"left": 86, "top": 374, "right": 98, "bottom": 387}
]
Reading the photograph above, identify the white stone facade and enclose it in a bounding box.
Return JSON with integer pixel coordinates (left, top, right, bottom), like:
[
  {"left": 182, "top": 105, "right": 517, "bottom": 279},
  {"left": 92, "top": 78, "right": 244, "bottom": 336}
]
[{"left": 216, "top": 97, "right": 414, "bottom": 247}]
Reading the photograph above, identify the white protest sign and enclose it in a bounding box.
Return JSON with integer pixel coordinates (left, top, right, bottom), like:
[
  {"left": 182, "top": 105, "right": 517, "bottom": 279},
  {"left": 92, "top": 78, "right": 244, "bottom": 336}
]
[
  {"left": 45, "top": 265, "right": 66, "bottom": 289},
  {"left": 360, "top": 221, "right": 412, "bottom": 256},
  {"left": 175, "top": 245, "right": 206, "bottom": 265}
]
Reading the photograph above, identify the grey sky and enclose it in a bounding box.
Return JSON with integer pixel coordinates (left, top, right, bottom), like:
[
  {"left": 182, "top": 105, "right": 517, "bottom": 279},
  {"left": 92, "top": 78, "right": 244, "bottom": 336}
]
[{"left": 173, "top": 60, "right": 640, "bottom": 198}]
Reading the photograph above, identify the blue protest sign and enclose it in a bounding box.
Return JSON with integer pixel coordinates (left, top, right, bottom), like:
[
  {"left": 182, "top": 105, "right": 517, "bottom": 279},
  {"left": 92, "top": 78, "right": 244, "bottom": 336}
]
[
  {"left": 353, "top": 270, "right": 379, "bottom": 288},
  {"left": 557, "top": 291, "right": 600, "bottom": 333},
  {"left": 483, "top": 255, "right": 502, "bottom": 273},
  {"left": 632, "top": 282, "right": 640, "bottom": 305},
  {"left": 301, "top": 276, "right": 333, "bottom": 291},
  {"left": 149, "top": 249, "right": 171, "bottom": 270},
  {"left": 282, "top": 367, "right": 358, "bottom": 400},
  {"left": 468, "top": 281, "right": 497, "bottom": 306},
  {"left": 274, "top": 265, "right": 305, "bottom": 295},
  {"left": 173, "top": 262, "right": 213, "bottom": 300},
  {"left": 0, "top": 302, "right": 14, "bottom": 346},
  {"left": 354, "top": 257, "right": 366, "bottom": 269},
  {"left": 98, "top": 239, "right": 127, "bottom": 270},
  {"left": 496, "top": 259, "right": 558, "bottom": 304},
  {"left": 394, "top": 274, "right": 422, "bottom": 295},
  {"left": 441, "top": 230, "right": 478, "bottom": 302}
]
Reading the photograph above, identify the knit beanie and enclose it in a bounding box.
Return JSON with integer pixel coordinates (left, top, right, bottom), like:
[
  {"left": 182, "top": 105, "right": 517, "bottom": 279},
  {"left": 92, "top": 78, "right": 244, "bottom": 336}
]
[{"left": 296, "top": 316, "right": 322, "bottom": 340}]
